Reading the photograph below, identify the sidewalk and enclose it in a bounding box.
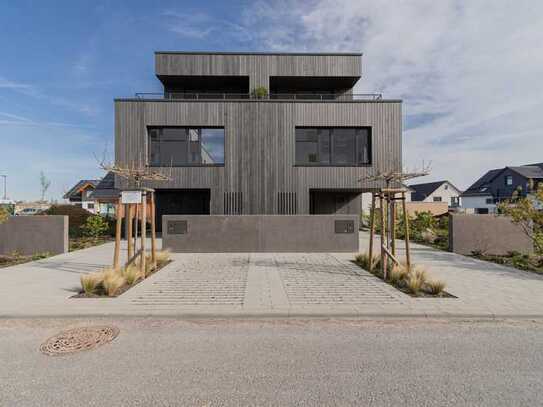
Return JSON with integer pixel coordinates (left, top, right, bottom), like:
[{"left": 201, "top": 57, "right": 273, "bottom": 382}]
[{"left": 1, "top": 234, "right": 543, "bottom": 319}]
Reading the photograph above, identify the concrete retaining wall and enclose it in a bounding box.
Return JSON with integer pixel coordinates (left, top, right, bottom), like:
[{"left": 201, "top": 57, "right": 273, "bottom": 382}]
[
  {"left": 449, "top": 214, "right": 533, "bottom": 255},
  {"left": 0, "top": 216, "right": 69, "bottom": 256},
  {"left": 163, "top": 215, "right": 359, "bottom": 252}
]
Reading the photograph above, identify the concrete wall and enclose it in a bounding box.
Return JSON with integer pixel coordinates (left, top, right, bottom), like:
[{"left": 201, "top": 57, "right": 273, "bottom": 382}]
[
  {"left": 0, "top": 216, "right": 68, "bottom": 256},
  {"left": 162, "top": 215, "right": 359, "bottom": 252},
  {"left": 449, "top": 214, "right": 533, "bottom": 255}
]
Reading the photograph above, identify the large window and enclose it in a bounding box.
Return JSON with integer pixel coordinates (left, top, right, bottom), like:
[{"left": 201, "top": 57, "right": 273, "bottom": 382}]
[
  {"left": 148, "top": 127, "right": 225, "bottom": 166},
  {"left": 295, "top": 127, "right": 371, "bottom": 166}
]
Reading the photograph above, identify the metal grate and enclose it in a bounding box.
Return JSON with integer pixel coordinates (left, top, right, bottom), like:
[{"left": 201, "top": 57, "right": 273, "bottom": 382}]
[{"left": 40, "top": 326, "right": 119, "bottom": 356}]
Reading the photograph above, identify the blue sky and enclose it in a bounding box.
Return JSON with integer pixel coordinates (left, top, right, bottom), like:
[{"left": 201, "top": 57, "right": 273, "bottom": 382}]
[{"left": 1, "top": 1, "right": 542, "bottom": 201}]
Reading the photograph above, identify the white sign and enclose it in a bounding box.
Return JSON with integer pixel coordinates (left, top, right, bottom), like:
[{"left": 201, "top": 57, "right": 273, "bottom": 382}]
[{"left": 121, "top": 190, "right": 142, "bottom": 204}]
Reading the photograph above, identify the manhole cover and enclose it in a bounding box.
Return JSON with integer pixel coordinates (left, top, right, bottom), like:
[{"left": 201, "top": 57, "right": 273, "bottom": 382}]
[{"left": 40, "top": 326, "right": 119, "bottom": 356}]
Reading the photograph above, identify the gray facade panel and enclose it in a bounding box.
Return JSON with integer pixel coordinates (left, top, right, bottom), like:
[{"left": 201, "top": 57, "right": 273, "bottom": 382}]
[{"left": 115, "top": 100, "right": 402, "bottom": 215}]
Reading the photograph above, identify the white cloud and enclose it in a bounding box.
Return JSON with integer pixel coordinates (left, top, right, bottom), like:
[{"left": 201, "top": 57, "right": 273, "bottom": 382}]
[{"left": 240, "top": 0, "right": 543, "bottom": 189}]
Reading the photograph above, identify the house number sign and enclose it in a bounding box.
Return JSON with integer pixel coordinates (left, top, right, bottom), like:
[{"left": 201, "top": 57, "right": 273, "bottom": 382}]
[{"left": 121, "top": 190, "right": 142, "bottom": 204}]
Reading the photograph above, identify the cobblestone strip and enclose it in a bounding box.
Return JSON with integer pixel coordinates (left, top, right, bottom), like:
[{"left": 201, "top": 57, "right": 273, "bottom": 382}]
[
  {"left": 277, "top": 253, "right": 407, "bottom": 306},
  {"left": 131, "top": 254, "right": 249, "bottom": 306}
]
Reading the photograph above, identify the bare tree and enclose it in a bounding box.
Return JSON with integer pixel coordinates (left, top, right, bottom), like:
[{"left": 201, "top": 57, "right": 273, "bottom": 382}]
[{"left": 39, "top": 171, "right": 51, "bottom": 202}]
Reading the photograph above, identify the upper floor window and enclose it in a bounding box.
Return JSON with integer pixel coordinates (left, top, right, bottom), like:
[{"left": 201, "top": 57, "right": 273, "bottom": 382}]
[
  {"left": 148, "top": 127, "right": 225, "bottom": 166},
  {"left": 295, "top": 127, "right": 371, "bottom": 166},
  {"left": 505, "top": 175, "right": 513, "bottom": 186},
  {"left": 433, "top": 196, "right": 442, "bottom": 202}
]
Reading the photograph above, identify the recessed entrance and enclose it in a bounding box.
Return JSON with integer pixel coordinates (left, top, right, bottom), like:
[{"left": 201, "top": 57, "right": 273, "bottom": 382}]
[
  {"left": 309, "top": 190, "right": 361, "bottom": 215},
  {"left": 155, "top": 189, "right": 210, "bottom": 232}
]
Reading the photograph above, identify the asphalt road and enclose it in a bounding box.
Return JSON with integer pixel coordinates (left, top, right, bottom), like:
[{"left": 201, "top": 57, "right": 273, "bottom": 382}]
[{"left": 1, "top": 318, "right": 542, "bottom": 406}]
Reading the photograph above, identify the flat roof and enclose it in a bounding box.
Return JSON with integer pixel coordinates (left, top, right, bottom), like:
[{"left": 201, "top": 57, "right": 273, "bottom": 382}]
[{"left": 155, "top": 51, "right": 363, "bottom": 57}]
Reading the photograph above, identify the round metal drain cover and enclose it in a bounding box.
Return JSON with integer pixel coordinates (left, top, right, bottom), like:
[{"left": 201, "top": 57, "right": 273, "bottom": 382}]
[{"left": 40, "top": 326, "right": 119, "bottom": 356}]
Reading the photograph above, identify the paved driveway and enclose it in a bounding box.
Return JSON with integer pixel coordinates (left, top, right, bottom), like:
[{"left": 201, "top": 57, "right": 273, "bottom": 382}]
[{"left": 1, "top": 233, "right": 542, "bottom": 318}]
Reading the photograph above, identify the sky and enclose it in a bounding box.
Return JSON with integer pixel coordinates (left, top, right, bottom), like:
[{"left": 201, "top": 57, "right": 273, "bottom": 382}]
[{"left": 1, "top": 0, "right": 542, "bottom": 201}]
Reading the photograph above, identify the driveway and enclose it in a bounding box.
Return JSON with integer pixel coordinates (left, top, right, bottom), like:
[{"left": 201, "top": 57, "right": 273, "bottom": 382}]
[{"left": 1, "top": 233, "right": 542, "bottom": 318}]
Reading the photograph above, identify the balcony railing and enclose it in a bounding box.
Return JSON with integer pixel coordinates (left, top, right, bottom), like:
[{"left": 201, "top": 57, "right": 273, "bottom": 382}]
[{"left": 134, "top": 92, "right": 383, "bottom": 101}]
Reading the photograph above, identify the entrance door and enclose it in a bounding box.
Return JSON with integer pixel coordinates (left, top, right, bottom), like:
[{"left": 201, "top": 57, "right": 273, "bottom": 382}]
[{"left": 155, "top": 189, "right": 210, "bottom": 231}]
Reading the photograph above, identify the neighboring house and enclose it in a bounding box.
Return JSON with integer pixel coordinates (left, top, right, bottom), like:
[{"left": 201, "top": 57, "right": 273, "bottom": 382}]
[
  {"left": 87, "top": 172, "right": 120, "bottom": 217},
  {"left": 461, "top": 163, "right": 543, "bottom": 214},
  {"left": 361, "top": 185, "right": 413, "bottom": 216},
  {"left": 409, "top": 180, "right": 462, "bottom": 207},
  {"left": 114, "top": 51, "right": 402, "bottom": 231},
  {"left": 63, "top": 179, "right": 99, "bottom": 213}
]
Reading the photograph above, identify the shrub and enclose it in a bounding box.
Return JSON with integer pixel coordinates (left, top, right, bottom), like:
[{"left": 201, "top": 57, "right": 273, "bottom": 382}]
[
  {"left": 31, "top": 252, "right": 51, "bottom": 261},
  {"left": 102, "top": 269, "right": 126, "bottom": 296},
  {"left": 42, "top": 205, "right": 92, "bottom": 237},
  {"left": 0, "top": 207, "right": 8, "bottom": 224},
  {"left": 251, "top": 86, "right": 268, "bottom": 99},
  {"left": 421, "top": 229, "right": 437, "bottom": 244},
  {"left": 80, "top": 215, "right": 109, "bottom": 238}
]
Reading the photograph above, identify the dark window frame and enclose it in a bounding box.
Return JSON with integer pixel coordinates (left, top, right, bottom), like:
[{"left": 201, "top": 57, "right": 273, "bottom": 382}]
[
  {"left": 294, "top": 126, "right": 372, "bottom": 167},
  {"left": 147, "top": 126, "right": 225, "bottom": 167}
]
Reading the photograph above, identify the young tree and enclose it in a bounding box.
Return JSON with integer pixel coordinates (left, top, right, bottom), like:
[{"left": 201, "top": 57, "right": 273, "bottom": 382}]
[
  {"left": 498, "top": 185, "right": 543, "bottom": 254},
  {"left": 39, "top": 171, "right": 51, "bottom": 202}
]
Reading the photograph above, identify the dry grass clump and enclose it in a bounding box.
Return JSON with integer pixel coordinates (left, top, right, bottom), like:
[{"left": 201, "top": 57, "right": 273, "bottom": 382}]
[
  {"left": 80, "top": 272, "right": 104, "bottom": 295},
  {"left": 123, "top": 264, "right": 142, "bottom": 285},
  {"left": 353, "top": 254, "right": 447, "bottom": 297},
  {"left": 354, "top": 252, "right": 380, "bottom": 271},
  {"left": 425, "top": 279, "right": 446, "bottom": 295},
  {"left": 155, "top": 250, "right": 171, "bottom": 266},
  {"left": 102, "top": 268, "right": 126, "bottom": 296}
]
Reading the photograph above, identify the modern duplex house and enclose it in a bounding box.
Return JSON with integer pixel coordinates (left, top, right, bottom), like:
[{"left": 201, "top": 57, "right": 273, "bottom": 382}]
[
  {"left": 114, "top": 52, "right": 402, "bottom": 238},
  {"left": 461, "top": 163, "right": 543, "bottom": 214}
]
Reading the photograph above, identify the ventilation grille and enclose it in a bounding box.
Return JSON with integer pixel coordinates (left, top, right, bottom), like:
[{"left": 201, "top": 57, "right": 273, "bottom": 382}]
[
  {"left": 224, "top": 192, "right": 243, "bottom": 215},
  {"left": 277, "top": 192, "right": 297, "bottom": 215}
]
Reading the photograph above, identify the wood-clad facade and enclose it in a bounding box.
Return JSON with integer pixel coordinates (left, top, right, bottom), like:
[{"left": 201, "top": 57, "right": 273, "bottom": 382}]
[{"left": 115, "top": 52, "right": 402, "bottom": 216}]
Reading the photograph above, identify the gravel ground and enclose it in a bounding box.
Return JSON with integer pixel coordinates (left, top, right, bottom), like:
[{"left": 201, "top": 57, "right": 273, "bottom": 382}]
[{"left": 0, "top": 318, "right": 542, "bottom": 406}]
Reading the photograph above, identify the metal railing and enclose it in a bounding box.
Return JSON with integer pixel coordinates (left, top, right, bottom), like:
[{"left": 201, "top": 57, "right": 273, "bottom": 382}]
[{"left": 134, "top": 92, "right": 383, "bottom": 101}]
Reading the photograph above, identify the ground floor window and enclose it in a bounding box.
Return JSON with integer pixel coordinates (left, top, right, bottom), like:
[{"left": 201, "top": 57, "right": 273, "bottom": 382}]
[{"left": 295, "top": 127, "right": 371, "bottom": 166}]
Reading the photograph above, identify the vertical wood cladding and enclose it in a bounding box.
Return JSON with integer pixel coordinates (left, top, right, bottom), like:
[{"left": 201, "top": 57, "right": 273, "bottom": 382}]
[
  {"left": 115, "top": 100, "right": 401, "bottom": 214},
  {"left": 155, "top": 53, "right": 362, "bottom": 90}
]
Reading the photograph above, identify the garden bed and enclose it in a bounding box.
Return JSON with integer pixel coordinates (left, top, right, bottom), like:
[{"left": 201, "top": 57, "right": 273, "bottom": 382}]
[
  {"left": 72, "top": 251, "right": 172, "bottom": 298},
  {"left": 69, "top": 237, "right": 113, "bottom": 252},
  {"left": 353, "top": 253, "right": 455, "bottom": 298},
  {"left": 470, "top": 251, "right": 543, "bottom": 275},
  {"left": 0, "top": 252, "right": 52, "bottom": 268}
]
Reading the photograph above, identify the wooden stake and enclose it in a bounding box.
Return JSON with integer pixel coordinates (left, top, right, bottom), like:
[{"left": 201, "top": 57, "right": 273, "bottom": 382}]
[
  {"left": 368, "top": 193, "right": 376, "bottom": 272},
  {"left": 391, "top": 196, "right": 396, "bottom": 256},
  {"left": 379, "top": 194, "right": 387, "bottom": 279},
  {"left": 127, "top": 204, "right": 133, "bottom": 260},
  {"left": 401, "top": 191, "right": 411, "bottom": 270},
  {"left": 140, "top": 192, "right": 147, "bottom": 277},
  {"left": 113, "top": 199, "right": 122, "bottom": 271},
  {"left": 150, "top": 191, "right": 157, "bottom": 267}
]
